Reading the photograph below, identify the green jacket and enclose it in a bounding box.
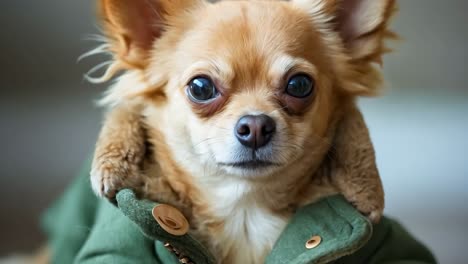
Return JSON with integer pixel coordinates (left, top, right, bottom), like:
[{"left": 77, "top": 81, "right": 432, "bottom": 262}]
[{"left": 42, "top": 163, "right": 436, "bottom": 264}]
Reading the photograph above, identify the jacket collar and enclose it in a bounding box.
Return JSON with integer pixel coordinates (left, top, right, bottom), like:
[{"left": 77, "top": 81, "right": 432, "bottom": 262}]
[{"left": 116, "top": 189, "right": 372, "bottom": 264}]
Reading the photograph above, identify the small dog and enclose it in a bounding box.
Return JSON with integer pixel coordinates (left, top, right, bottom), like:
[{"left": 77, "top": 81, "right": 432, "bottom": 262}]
[{"left": 90, "top": 0, "right": 396, "bottom": 263}]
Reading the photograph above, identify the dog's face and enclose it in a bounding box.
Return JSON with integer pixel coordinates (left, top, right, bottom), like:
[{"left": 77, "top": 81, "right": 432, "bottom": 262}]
[
  {"left": 98, "top": 0, "right": 395, "bottom": 179},
  {"left": 156, "top": 1, "right": 337, "bottom": 178}
]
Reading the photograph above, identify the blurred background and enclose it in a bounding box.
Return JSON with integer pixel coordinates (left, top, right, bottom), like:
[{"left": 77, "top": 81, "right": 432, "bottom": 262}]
[{"left": 0, "top": 0, "right": 466, "bottom": 263}]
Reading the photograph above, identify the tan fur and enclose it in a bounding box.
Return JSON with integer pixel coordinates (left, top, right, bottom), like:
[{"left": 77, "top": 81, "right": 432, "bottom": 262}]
[
  {"left": 88, "top": 0, "right": 396, "bottom": 263},
  {"left": 329, "top": 104, "right": 385, "bottom": 222},
  {"left": 91, "top": 100, "right": 147, "bottom": 199}
]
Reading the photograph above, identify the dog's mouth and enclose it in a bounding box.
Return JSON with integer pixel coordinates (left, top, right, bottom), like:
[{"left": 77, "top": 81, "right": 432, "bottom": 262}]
[{"left": 218, "top": 160, "right": 280, "bottom": 170}]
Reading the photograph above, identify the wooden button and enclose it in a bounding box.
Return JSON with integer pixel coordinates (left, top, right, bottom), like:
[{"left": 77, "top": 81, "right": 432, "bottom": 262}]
[
  {"left": 305, "top": 235, "right": 321, "bottom": 249},
  {"left": 152, "top": 204, "right": 189, "bottom": 236}
]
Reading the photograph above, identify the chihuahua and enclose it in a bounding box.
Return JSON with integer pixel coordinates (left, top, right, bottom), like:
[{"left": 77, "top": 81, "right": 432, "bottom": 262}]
[{"left": 90, "top": 0, "right": 396, "bottom": 263}]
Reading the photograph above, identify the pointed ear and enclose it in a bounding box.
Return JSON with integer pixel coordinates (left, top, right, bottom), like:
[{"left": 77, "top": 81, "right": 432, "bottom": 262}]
[
  {"left": 292, "top": 0, "right": 397, "bottom": 96},
  {"left": 336, "top": 0, "right": 397, "bottom": 63},
  {"left": 292, "top": 0, "right": 396, "bottom": 62},
  {"left": 98, "top": 0, "right": 202, "bottom": 69}
]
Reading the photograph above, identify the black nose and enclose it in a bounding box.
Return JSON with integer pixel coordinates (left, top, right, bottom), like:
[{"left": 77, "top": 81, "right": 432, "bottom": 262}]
[{"left": 235, "top": 114, "right": 276, "bottom": 149}]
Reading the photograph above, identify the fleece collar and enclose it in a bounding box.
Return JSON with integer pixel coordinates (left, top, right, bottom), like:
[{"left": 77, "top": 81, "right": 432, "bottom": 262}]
[{"left": 116, "top": 189, "right": 372, "bottom": 264}]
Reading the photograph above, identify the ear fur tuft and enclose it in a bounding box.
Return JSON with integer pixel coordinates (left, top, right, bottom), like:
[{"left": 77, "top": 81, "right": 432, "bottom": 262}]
[{"left": 293, "top": 0, "right": 398, "bottom": 96}]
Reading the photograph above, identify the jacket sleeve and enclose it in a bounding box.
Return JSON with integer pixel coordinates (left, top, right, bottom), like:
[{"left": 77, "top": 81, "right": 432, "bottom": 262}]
[
  {"left": 371, "top": 218, "right": 437, "bottom": 264},
  {"left": 337, "top": 217, "right": 437, "bottom": 264},
  {"left": 42, "top": 158, "right": 162, "bottom": 264},
  {"left": 41, "top": 159, "right": 99, "bottom": 264},
  {"left": 74, "top": 200, "right": 162, "bottom": 264}
]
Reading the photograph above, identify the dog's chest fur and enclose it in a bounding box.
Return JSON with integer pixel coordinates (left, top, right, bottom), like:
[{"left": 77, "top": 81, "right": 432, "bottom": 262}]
[{"left": 201, "top": 178, "right": 289, "bottom": 264}]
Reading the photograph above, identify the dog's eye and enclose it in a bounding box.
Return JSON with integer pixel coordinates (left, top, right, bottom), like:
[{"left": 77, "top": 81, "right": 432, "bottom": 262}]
[
  {"left": 187, "top": 76, "right": 218, "bottom": 102},
  {"left": 285, "top": 74, "right": 314, "bottom": 98}
]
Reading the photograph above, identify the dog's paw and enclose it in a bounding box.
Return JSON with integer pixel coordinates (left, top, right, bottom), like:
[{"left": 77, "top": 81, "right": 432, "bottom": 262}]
[
  {"left": 351, "top": 197, "right": 384, "bottom": 224},
  {"left": 90, "top": 148, "right": 144, "bottom": 200}
]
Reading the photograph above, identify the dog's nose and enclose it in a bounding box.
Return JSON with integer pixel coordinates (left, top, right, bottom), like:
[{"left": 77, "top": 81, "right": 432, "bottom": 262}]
[{"left": 235, "top": 114, "right": 276, "bottom": 149}]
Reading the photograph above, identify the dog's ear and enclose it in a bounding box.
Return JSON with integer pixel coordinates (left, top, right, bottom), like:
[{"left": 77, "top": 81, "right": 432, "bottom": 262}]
[
  {"left": 326, "top": 104, "right": 384, "bottom": 222},
  {"left": 98, "top": 0, "right": 202, "bottom": 69},
  {"left": 335, "top": 0, "right": 397, "bottom": 64},
  {"left": 94, "top": 0, "right": 204, "bottom": 104},
  {"left": 292, "top": 0, "right": 397, "bottom": 96}
]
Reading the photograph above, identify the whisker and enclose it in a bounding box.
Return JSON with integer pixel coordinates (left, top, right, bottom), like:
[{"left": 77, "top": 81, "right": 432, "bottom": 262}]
[
  {"left": 192, "top": 136, "right": 224, "bottom": 148},
  {"left": 210, "top": 124, "right": 231, "bottom": 131}
]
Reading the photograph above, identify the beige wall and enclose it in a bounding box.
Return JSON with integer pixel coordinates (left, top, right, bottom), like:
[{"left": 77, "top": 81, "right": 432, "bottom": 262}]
[{"left": 385, "top": 0, "right": 468, "bottom": 91}]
